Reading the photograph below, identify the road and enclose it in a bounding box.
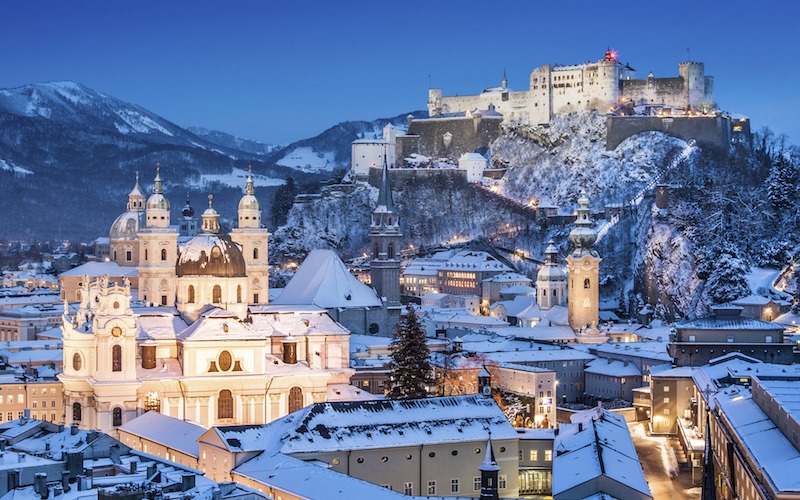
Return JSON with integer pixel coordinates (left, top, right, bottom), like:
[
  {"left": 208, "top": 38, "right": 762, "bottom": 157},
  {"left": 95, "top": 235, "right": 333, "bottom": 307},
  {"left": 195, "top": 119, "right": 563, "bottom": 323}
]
[{"left": 629, "top": 423, "right": 700, "bottom": 500}]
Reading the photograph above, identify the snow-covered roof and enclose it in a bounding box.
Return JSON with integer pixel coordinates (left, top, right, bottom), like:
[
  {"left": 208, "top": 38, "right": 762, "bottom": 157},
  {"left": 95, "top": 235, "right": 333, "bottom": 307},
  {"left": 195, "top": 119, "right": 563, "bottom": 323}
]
[
  {"left": 483, "top": 272, "right": 531, "bottom": 284},
  {"left": 248, "top": 307, "right": 350, "bottom": 337},
  {"left": 59, "top": 261, "right": 138, "bottom": 278},
  {"left": 715, "top": 384, "right": 800, "bottom": 494},
  {"left": 732, "top": 294, "right": 778, "bottom": 306},
  {"left": 552, "top": 409, "right": 650, "bottom": 498},
  {"left": 441, "top": 250, "right": 512, "bottom": 273},
  {"left": 119, "top": 412, "right": 205, "bottom": 458},
  {"left": 272, "top": 250, "right": 381, "bottom": 308},
  {"left": 281, "top": 395, "right": 516, "bottom": 454},
  {"left": 676, "top": 315, "right": 783, "bottom": 331},
  {"left": 499, "top": 285, "right": 536, "bottom": 296},
  {"left": 459, "top": 152, "right": 487, "bottom": 161},
  {"left": 585, "top": 358, "right": 642, "bottom": 377},
  {"left": 176, "top": 307, "right": 263, "bottom": 342}
]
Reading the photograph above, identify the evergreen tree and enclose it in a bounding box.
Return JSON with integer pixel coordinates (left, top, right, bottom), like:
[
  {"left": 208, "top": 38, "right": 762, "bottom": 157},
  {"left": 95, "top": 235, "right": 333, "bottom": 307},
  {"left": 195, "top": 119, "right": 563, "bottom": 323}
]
[
  {"left": 765, "top": 157, "right": 797, "bottom": 211},
  {"left": 270, "top": 176, "right": 299, "bottom": 228},
  {"left": 706, "top": 253, "right": 751, "bottom": 304},
  {"left": 387, "top": 305, "right": 433, "bottom": 399}
]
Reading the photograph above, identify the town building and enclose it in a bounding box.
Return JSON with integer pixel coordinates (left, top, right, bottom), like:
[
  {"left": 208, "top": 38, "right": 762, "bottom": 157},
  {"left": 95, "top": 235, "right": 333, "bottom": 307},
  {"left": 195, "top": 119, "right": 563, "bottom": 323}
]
[{"left": 668, "top": 303, "right": 791, "bottom": 366}]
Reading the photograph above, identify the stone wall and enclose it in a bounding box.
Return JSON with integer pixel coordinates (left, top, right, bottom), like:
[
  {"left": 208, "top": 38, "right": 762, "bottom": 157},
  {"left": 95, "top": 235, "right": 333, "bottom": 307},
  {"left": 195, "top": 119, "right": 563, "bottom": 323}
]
[
  {"left": 395, "top": 115, "right": 502, "bottom": 163},
  {"left": 606, "top": 115, "right": 733, "bottom": 150}
]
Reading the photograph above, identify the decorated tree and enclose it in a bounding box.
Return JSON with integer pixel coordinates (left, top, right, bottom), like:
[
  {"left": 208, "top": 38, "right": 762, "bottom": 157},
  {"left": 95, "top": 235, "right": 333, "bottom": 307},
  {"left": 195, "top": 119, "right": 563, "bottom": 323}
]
[{"left": 387, "top": 305, "right": 433, "bottom": 399}]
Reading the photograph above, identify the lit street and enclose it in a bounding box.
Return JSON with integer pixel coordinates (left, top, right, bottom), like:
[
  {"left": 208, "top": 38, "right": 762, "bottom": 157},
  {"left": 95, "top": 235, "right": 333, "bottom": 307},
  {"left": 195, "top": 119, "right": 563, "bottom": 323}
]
[{"left": 629, "top": 423, "right": 700, "bottom": 500}]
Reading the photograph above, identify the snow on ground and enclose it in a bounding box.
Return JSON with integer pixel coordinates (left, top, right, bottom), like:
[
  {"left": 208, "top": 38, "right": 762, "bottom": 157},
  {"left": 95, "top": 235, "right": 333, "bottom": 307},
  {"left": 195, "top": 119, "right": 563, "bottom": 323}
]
[
  {"left": 276, "top": 146, "right": 336, "bottom": 172},
  {"left": 747, "top": 267, "right": 783, "bottom": 295},
  {"left": 0, "top": 159, "right": 32, "bottom": 175},
  {"left": 630, "top": 422, "right": 679, "bottom": 479},
  {"left": 113, "top": 108, "right": 174, "bottom": 136},
  {"left": 199, "top": 167, "right": 284, "bottom": 188}
]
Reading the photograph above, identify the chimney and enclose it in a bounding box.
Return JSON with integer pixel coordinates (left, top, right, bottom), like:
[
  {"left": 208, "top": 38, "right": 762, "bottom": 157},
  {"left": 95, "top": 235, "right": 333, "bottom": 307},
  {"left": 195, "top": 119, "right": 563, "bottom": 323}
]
[
  {"left": 70, "top": 423, "right": 78, "bottom": 435},
  {"left": 181, "top": 473, "right": 196, "bottom": 492},
  {"left": 109, "top": 444, "right": 121, "bottom": 464},
  {"left": 76, "top": 475, "right": 85, "bottom": 491},
  {"left": 61, "top": 470, "right": 70, "bottom": 492},
  {"left": 129, "top": 461, "right": 137, "bottom": 474},
  {"left": 212, "top": 487, "right": 221, "bottom": 500},
  {"left": 57, "top": 423, "right": 64, "bottom": 433},
  {"left": 45, "top": 442, "right": 50, "bottom": 453},
  {"left": 33, "top": 472, "right": 47, "bottom": 497},
  {"left": 141, "top": 341, "right": 157, "bottom": 370},
  {"left": 578, "top": 422, "right": 583, "bottom": 432},
  {"left": 0, "top": 439, "right": 6, "bottom": 451},
  {"left": 18, "top": 453, "right": 25, "bottom": 463},
  {"left": 52, "top": 484, "right": 63, "bottom": 496},
  {"left": 282, "top": 336, "right": 298, "bottom": 365},
  {"left": 7, "top": 470, "right": 20, "bottom": 491},
  {"left": 146, "top": 464, "right": 157, "bottom": 480},
  {"left": 22, "top": 408, "right": 30, "bottom": 422}
]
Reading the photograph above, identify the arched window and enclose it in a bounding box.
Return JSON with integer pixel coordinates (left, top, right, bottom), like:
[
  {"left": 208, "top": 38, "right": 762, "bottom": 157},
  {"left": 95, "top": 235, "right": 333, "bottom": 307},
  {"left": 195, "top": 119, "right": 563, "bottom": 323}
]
[
  {"left": 72, "top": 403, "right": 81, "bottom": 422},
  {"left": 72, "top": 353, "right": 82, "bottom": 371},
  {"left": 188, "top": 285, "right": 195, "bottom": 304},
  {"left": 161, "top": 248, "right": 167, "bottom": 261},
  {"left": 236, "top": 285, "right": 242, "bottom": 303},
  {"left": 144, "top": 392, "right": 161, "bottom": 413},
  {"left": 76, "top": 290, "right": 81, "bottom": 301},
  {"left": 373, "top": 243, "right": 379, "bottom": 259},
  {"left": 113, "top": 407, "right": 122, "bottom": 427},
  {"left": 112, "top": 345, "right": 122, "bottom": 372},
  {"left": 388, "top": 242, "right": 395, "bottom": 260},
  {"left": 218, "top": 390, "right": 233, "bottom": 419},
  {"left": 289, "top": 387, "right": 303, "bottom": 413},
  {"left": 213, "top": 285, "right": 222, "bottom": 303},
  {"left": 542, "top": 289, "right": 547, "bottom": 297},
  {"left": 253, "top": 248, "right": 259, "bottom": 260},
  {"left": 144, "top": 249, "right": 148, "bottom": 261},
  {"left": 584, "top": 278, "right": 591, "bottom": 289}
]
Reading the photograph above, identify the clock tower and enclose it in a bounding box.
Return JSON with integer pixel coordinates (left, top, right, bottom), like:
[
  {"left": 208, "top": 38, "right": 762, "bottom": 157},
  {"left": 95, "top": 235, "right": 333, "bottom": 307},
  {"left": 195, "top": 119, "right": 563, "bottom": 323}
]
[{"left": 566, "top": 190, "right": 602, "bottom": 332}]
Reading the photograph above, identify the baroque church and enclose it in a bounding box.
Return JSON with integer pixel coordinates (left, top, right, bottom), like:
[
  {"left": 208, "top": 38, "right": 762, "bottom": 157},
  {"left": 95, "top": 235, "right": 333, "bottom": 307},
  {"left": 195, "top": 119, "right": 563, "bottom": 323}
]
[{"left": 59, "top": 167, "right": 353, "bottom": 435}]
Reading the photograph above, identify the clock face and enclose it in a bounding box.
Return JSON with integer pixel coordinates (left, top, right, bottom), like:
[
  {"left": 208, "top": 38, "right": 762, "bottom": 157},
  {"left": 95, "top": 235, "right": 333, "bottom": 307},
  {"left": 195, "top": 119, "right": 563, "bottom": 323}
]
[{"left": 111, "top": 326, "right": 123, "bottom": 338}]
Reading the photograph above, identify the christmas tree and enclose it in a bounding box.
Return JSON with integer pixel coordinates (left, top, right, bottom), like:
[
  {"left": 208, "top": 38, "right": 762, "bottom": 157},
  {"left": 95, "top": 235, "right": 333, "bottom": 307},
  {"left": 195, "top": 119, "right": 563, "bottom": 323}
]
[{"left": 387, "top": 305, "right": 433, "bottom": 399}]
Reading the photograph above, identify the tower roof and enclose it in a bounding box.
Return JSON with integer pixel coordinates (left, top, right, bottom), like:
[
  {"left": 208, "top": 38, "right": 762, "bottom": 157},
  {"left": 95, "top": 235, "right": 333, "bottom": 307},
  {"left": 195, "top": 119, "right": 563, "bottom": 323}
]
[
  {"left": 129, "top": 171, "right": 144, "bottom": 197},
  {"left": 569, "top": 190, "right": 598, "bottom": 258},
  {"left": 480, "top": 436, "right": 500, "bottom": 472},
  {"left": 201, "top": 194, "right": 220, "bottom": 233},
  {"left": 377, "top": 159, "right": 394, "bottom": 213}
]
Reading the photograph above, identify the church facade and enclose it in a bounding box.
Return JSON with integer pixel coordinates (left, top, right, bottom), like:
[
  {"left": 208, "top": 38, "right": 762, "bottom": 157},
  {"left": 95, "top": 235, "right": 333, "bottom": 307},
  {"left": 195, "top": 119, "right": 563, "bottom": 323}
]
[{"left": 59, "top": 168, "right": 353, "bottom": 435}]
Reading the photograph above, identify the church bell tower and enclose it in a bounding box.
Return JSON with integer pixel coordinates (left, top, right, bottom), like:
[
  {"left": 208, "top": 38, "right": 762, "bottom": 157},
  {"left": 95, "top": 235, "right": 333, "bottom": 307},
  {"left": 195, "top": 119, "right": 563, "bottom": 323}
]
[
  {"left": 369, "top": 160, "right": 402, "bottom": 307},
  {"left": 566, "top": 190, "right": 601, "bottom": 331}
]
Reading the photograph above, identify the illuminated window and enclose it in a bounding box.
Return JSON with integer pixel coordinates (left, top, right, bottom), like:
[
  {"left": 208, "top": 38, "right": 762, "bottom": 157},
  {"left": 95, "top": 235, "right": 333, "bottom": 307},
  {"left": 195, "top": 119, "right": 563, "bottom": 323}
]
[
  {"left": 544, "top": 450, "right": 552, "bottom": 461},
  {"left": 144, "top": 392, "right": 161, "bottom": 413}
]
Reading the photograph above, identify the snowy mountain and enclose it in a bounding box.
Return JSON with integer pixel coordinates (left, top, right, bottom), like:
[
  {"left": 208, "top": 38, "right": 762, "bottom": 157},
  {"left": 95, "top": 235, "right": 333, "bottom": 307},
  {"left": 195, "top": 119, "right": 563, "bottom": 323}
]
[
  {"left": 0, "top": 82, "right": 380, "bottom": 240},
  {"left": 188, "top": 127, "right": 279, "bottom": 156}
]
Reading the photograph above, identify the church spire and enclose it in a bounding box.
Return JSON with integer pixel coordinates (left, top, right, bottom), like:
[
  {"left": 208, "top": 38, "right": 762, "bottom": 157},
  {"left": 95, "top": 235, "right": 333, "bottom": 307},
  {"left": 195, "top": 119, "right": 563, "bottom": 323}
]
[
  {"left": 126, "top": 170, "right": 145, "bottom": 211},
  {"left": 501, "top": 68, "right": 507, "bottom": 91},
  {"left": 479, "top": 434, "right": 500, "bottom": 500},
  {"left": 377, "top": 158, "right": 394, "bottom": 213}
]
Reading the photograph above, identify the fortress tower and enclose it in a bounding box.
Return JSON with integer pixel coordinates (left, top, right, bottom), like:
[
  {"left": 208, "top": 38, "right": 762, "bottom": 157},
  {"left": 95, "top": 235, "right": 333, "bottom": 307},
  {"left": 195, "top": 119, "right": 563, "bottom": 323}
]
[
  {"left": 137, "top": 165, "right": 179, "bottom": 306},
  {"left": 566, "top": 191, "right": 601, "bottom": 332},
  {"left": 369, "top": 160, "right": 402, "bottom": 307}
]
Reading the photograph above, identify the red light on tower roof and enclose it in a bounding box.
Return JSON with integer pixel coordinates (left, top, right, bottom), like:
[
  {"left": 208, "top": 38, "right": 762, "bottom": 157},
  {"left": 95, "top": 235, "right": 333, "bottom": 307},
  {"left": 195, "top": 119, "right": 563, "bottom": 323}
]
[{"left": 604, "top": 48, "right": 619, "bottom": 62}]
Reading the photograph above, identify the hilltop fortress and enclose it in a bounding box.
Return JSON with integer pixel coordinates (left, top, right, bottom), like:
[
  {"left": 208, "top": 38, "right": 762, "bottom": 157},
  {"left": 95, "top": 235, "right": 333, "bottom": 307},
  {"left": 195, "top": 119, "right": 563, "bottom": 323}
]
[{"left": 427, "top": 49, "right": 714, "bottom": 124}]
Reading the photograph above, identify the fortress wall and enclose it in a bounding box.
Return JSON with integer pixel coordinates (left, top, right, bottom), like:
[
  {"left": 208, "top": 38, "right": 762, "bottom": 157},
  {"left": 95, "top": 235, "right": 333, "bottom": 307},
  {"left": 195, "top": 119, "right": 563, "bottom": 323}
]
[
  {"left": 398, "top": 116, "right": 502, "bottom": 162},
  {"left": 367, "top": 166, "right": 467, "bottom": 190},
  {"left": 606, "top": 115, "right": 731, "bottom": 150},
  {"left": 622, "top": 77, "right": 686, "bottom": 107}
]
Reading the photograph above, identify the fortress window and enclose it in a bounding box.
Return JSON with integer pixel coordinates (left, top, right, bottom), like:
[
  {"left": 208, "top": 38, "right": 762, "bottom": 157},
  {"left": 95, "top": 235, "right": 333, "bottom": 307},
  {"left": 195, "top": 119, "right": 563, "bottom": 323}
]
[{"left": 218, "top": 389, "right": 234, "bottom": 419}]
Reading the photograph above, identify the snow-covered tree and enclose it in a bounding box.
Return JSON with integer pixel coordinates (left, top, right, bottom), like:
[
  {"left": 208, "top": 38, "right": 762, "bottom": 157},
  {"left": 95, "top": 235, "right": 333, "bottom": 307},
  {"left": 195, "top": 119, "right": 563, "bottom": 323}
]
[
  {"left": 387, "top": 306, "right": 433, "bottom": 399},
  {"left": 706, "top": 253, "right": 751, "bottom": 304},
  {"left": 765, "top": 157, "right": 797, "bottom": 211}
]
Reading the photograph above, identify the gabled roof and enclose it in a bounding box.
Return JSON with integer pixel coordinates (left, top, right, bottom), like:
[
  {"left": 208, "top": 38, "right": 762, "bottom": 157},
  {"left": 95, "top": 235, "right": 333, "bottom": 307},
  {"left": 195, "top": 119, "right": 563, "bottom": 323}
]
[
  {"left": 281, "top": 395, "right": 516, "bottom": 454},
  {"left": 272, "top": 250, "right": 381, "bottom": 308},
  {"left": 59, "top": 261, "right": 138, "bottom": 278},
  {"left": 119, "top": 412, "right": 206, "bottom": 458}
]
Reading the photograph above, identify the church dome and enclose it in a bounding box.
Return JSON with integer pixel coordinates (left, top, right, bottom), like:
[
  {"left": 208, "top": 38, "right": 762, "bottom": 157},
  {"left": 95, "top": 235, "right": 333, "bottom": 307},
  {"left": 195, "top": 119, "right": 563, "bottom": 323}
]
[
  {"left": 176, "top": 233, "right": 246, "bottom": 277},
  {"left": 146, "top": 193, "right": 170, "bottom": 211},
  {"left": 537, "top": 262, "right": 566, "bottom": 282},
  {"left": 238, "top": 194, "right": 259, "bottom": 211},
  {"left": 109, "top": 211, "right": 146, "bottom": 240}
]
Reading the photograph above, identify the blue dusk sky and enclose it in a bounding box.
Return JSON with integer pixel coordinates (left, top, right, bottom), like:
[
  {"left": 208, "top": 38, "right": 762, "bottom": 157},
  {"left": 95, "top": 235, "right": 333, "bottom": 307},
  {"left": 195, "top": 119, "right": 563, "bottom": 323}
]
[{"left": 2, "top": 0, "right": 797, "bottom": 145}]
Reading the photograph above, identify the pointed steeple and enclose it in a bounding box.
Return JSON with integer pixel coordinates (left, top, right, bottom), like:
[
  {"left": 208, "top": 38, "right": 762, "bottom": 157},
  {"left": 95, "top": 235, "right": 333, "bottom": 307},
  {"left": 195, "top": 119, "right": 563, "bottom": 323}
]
[
  {"left": 377, "top": 158, "right": 394, "bottom": 212},
  {"left": 479, "top": 434, "right": 500, "bottom": 500},
  {"left": 569, "top": 190, "right": 597, "bottom": 257},
  {"left": 501, "top": 68, "right": 508, "bottom": 91}
]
